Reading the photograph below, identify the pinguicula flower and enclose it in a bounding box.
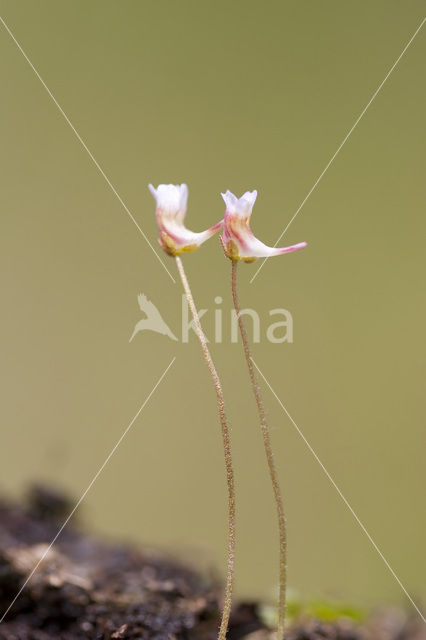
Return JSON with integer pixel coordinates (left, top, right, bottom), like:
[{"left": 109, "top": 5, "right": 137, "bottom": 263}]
[
  {"left": 222, "top": 188, "right": 308, "bottom": 640},
  {"left": 220, "top": 189, "right": 307, "bottom": 262},
  {"left": 148, "top": 181, "right": 236, "bottom": 640},
  {"left": 149, "top": 183, "right": 222, "bottom": 256}
]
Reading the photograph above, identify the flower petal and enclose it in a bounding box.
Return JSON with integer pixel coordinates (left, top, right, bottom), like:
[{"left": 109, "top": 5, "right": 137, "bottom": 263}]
[
  {"left": 221, "top": 189, "right": 306, "bottom": 261},
  {"left": 149, "top": 183, "right": 222, "bottom": 256}
]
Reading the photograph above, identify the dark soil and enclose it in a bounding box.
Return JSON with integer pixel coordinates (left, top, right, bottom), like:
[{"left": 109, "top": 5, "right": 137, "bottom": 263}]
[{"left": 0, "top": 487, "right": 424, "bottom": 640}]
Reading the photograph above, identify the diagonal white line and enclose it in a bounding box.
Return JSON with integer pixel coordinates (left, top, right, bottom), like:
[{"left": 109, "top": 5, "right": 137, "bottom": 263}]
[
  {"left": 0, "top": 356, "right": 176, "bottom": 624},
  {"left": 251, "top": 356, "right": 426, "bottom": 623},
  {"left": 250, "top": 17, "right": 426, "bottom": 284},
  {"left": 0, "top": 16, "right": 176, "bottom": 284}
]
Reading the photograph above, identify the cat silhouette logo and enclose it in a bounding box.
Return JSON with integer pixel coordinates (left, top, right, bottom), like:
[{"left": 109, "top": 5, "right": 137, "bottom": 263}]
[{"left": 129, "top": 294, "right": 178, "bottom": 342}]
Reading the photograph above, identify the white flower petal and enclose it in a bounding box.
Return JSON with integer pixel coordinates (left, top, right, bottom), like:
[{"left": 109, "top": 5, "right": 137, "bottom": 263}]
[
  {"left": 149, "top": 183, "right": 221, "bottom": 256},
  {"left": 221, "top": 190, "right": 238, "bottom": 212},
  {"left": 222, "top": 189, "right": 257, "bottom": 218},
  {"left": 179, "top": 183, "right": 189, "bottom": 211},
  {"left": 240, "top": 190, "right": 257, "bottom": 211},
  {"left": 221, "top": 188, "right": 306, "bottom": 261}
]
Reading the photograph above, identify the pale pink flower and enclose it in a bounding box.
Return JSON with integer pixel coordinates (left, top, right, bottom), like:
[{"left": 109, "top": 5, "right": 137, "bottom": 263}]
[
  {"left": 220, "top": 190, "right": 307, "bottom": 262},
  {"left": 149, "top": 183, "right": 222, "bottom": 256}
]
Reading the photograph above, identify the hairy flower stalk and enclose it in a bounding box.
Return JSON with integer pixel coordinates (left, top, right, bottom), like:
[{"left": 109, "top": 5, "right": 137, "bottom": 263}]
[
  {"left": 175, "top": 256, "right": 235, "bottom": 640},
  {"left": 231, "top": 259, "right": 287, "bottom": 639},
  {"left": 149, "top": 184, "right": 235, "bottom": 640},
  {"left": 221, "top": 189, "right": 307, "bottom": 640}
]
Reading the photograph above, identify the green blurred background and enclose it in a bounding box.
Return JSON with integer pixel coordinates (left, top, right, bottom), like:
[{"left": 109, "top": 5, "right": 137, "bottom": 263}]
[{"left": 1, "top": 0, "right": 425, "bottom": 612}]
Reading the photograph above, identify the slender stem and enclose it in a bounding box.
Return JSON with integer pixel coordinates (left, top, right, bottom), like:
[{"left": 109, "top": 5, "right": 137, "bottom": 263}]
[
  {"left": 231, "top": 259, "right": 287, "bottom": 640},
  {"left": 175, "top": 255, "right": 236, "bottom": 640}
]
